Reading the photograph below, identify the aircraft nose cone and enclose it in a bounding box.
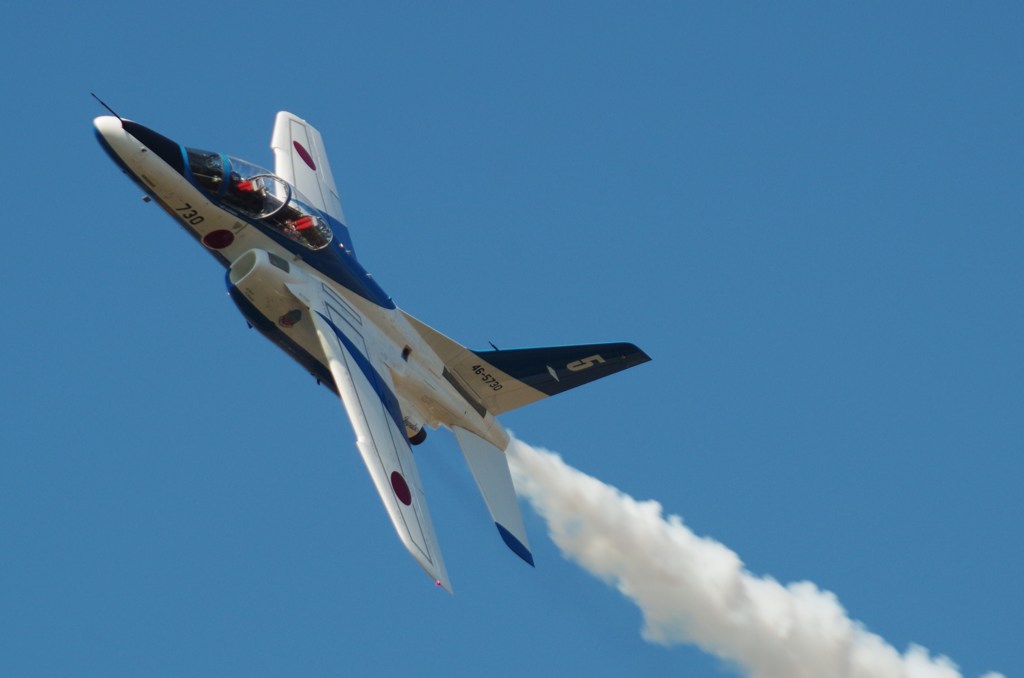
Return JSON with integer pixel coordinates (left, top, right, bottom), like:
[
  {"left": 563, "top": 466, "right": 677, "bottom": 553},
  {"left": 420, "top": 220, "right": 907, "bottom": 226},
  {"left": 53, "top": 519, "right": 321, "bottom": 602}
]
[
  {"left": 94, "top": 115, "right": 134, "bottom": 171},
  {"left": 93, "top": 115, "right": 123, "bottom": 139},
  {"left": 94, "top": 115, "right": 187, "bottom": 176}
]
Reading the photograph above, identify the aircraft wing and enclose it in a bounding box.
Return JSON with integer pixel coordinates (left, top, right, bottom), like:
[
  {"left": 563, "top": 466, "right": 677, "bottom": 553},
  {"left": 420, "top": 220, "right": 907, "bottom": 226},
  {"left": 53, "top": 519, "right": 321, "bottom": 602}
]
[
  {"left": 271, "top": 111, "right": 346, "bottom": 225},
  {"left": 309, "top": 306, "right": 451, "bottom": 591}
]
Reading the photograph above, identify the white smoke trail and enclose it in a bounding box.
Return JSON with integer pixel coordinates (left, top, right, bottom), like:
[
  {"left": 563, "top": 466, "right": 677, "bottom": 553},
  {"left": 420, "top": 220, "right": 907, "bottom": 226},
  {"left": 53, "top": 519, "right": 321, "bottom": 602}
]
[{"left": 507, "top": 437, "right": 1003, "bottom": 678}]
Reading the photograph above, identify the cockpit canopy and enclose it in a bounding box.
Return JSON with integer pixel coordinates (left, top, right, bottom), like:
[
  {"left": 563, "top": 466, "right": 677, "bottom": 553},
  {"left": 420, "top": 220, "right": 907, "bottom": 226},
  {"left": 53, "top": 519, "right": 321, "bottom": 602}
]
[{"left": 185, "top": 148, "right": 333, "bottom": 251}]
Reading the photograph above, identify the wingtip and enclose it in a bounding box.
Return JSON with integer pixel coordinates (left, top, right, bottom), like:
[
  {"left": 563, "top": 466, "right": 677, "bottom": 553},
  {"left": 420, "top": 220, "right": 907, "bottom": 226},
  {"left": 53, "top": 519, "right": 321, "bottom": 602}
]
[
  {"left": 623, "top": 343, "right": 652, "bottom": 364},
  {"left": 496, "top": 523, "right": 535, "bottom": 567}
]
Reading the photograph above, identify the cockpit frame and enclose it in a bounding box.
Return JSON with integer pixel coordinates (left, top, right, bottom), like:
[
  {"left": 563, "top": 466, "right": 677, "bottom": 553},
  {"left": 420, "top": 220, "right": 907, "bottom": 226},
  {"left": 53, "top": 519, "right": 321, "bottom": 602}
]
[{"left": 185, "top": 148, "right": 334, "bottom": 251}]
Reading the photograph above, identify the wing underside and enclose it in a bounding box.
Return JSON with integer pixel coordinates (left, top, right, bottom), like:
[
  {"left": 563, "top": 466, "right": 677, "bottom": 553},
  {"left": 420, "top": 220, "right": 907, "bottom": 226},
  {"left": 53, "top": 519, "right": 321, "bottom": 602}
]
[{"left": 310, "top": 306, "right": 450, "bottom": 591}]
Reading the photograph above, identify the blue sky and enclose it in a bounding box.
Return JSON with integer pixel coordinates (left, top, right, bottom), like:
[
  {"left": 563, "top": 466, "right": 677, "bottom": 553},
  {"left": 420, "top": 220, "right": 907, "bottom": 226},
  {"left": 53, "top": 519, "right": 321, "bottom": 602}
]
[{"left": 2, "top": 2, "right": 1020, "bottom": 676}]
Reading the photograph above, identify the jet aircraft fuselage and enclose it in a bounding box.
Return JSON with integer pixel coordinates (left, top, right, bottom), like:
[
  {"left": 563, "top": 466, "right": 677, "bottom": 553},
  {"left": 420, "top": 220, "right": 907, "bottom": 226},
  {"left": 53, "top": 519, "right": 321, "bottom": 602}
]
[{"left": 94, "top": 112, "right": 650, "bottom": 591}]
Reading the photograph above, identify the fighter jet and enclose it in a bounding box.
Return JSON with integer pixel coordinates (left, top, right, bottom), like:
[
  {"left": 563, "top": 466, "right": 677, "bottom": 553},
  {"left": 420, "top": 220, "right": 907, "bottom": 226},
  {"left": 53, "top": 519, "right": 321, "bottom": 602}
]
[{"left": 94, "top": 109, "right": 650, "bottom": 591}]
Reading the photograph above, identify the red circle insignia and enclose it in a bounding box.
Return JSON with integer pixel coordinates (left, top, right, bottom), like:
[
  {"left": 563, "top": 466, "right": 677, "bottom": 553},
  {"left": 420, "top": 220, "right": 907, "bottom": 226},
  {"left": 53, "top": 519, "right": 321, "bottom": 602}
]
[
  {"left": 293, "top": 141, "right": 316, "bottom": 171},
  {"left": 202, "top": 229, "right": 235, "bottom": 249},
  {"left": 390, "top": 472, "right": 412, "bottom": 506}
]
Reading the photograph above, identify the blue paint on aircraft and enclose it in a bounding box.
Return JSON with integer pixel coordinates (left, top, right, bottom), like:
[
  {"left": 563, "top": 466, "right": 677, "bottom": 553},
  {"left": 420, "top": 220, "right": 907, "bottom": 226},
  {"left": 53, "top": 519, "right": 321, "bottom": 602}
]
[
  {"left": 227, "top": 281, "right": 336, "bottom": 392},
  {"left": 496, "top": 523, "right": 535, "bottom": 566},
  {"left": 315, "top": 312, "right": 407, "bottom": 437}
]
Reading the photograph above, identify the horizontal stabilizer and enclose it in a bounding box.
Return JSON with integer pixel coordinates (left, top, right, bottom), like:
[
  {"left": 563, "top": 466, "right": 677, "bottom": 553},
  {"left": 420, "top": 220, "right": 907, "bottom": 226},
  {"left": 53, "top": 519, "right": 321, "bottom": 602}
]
[
  {"left": 400, "top": 311, "right": 650, "bottom": 417},
  {"left": 453, "top": 427, "right": 533, "bottom": 566},
  {"left": 473, "top": 343, "right": 650, "bottom": 400}
]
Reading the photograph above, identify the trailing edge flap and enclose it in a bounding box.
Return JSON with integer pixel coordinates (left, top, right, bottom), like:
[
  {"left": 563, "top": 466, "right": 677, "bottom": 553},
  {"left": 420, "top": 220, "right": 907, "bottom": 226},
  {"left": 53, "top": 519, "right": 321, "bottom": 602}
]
[
  {"left": 452, "top": 427, "right": 533, "bottom": 566},
  {"left": 401, "top": 310, "right": 651, "bottom": 416}
]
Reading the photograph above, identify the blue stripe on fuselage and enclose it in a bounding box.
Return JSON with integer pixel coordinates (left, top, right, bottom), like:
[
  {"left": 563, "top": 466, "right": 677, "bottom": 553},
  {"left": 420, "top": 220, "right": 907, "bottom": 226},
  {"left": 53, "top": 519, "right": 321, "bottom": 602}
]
[
  {"left": 240, "top": 213, "right": 394, "bottom": 309},
  {"left": 315, "top": 312, "right": 406, "bottom": 437}
]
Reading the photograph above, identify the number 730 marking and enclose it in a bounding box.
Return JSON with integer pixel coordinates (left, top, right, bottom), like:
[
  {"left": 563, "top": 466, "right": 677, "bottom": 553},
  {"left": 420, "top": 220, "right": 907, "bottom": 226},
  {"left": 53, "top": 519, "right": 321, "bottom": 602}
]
[{"left": 174, "top": 202, "right": 205, "bottom": 226}]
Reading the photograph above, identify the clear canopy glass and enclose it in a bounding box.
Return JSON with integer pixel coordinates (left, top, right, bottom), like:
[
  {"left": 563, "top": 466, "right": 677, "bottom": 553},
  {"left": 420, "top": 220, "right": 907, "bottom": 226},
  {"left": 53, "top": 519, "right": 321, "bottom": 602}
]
[{"left": 186, "top": 149, "right": 333, "bottom": 251}]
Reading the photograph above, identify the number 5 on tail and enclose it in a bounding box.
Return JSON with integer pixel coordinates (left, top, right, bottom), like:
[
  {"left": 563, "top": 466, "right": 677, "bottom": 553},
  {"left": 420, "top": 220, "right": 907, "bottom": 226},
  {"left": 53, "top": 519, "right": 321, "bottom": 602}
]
[{"left": 566, "top": 354, "right": 606, "bottom": 372}]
